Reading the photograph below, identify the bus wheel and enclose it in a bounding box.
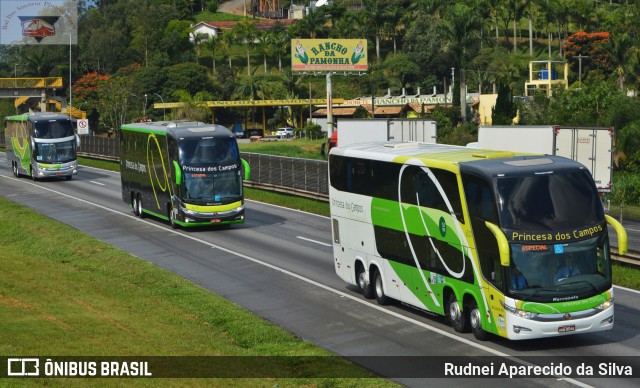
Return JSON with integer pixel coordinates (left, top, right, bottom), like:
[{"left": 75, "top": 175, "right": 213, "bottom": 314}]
[
  {"left": 12, "top": 162, "right": 19, "bottom": 177},
  {"left": 136, "top": 194, "right": 144, "bottom": 218},
  {"left": 470, "top": 300, "right": 488, "bottom": 341},
  {"left": 356, "top": 263, "right": 373, "bottom": 299},
  {"left": 373, "top": 269, "right": 388, "bottom": 305},
  {"left": 30, "top": 168, "right": 37, "bottom": 181},
  {"left": 448, "top": 293, "right": 469, "bottom": 333},
  {"left": 132, "top": 195, "right": 140, "bottom": 216}
]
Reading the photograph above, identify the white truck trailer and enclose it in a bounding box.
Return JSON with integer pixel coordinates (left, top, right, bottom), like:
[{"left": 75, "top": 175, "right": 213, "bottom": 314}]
[
  {"left": 475, "top": 125, "right": 614, "bottom": 192},
  {"left": 336, "top": 118, "right": 437, "bottom": 147}
]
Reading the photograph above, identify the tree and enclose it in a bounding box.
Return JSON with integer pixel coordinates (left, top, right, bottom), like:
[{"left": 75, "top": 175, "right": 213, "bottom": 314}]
[
  {"left": 563, "top": 31, "right": 613, "bottom": 83},
  {"left": 491, "top": 81, "right": 517, "bottom": 125},
  {"left": 256, "top": 31, "right": 272, "bottom": 74},
  {"left": 232, "top": 20, "right": 258, "bottom": 76},
  {"left": 202, "top": 35, "right": 220, "bottom": 75},
  {"left": 172, "top": 89, "right": 212, "bottom": 122}
]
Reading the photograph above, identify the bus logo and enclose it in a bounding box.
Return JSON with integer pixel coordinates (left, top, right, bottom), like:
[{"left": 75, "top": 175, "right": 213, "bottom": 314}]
[
  {"left": 18, "top": 16, "right": 59, "bottom": 42},
  {"left": 438, "top": 217, "right": 447, "bottom": 237}
]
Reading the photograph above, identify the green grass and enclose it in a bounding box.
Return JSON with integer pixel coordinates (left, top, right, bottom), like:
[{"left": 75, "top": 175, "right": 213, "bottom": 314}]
[
  {"left": 239, "top": 138, "right": 327, "bottom": 160},
  {"left": 0, "top": 197, "right": 394, "bottom": 386}
]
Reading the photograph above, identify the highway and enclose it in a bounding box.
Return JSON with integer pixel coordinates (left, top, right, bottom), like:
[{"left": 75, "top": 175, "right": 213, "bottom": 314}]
[{"left": 0, "top": 155, "right": 639, "bottom": 387}]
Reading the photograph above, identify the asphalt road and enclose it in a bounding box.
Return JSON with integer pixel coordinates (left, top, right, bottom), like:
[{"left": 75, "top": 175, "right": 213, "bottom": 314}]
[{"left": 0, "top": 156, "right": 639, "bottom": 387}]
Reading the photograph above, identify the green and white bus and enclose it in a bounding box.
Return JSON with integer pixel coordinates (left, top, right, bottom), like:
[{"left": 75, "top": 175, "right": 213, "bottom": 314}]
[
  {"left": 120, "top": 121, "right": 249, "bottom": 228},
  {"left": 5, "top": 112, "right": 80, "bottom": 180},
  {"left": 329, "top": 142, "right": 628, "bottom": 340}
]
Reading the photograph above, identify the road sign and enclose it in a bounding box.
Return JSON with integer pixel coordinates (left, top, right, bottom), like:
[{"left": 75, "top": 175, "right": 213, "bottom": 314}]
[{"left": 77, "top": 118, "right": 89, "bottom": 135}]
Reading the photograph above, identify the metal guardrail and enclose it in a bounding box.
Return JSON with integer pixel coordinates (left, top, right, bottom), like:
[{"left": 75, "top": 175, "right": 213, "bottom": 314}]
[{"left": 71, "top": 136, "right": 330, "bottom": 201}]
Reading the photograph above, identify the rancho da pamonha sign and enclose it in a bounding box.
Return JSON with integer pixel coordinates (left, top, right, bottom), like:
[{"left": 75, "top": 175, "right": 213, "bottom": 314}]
[{"left": 291, "top": 39, "right": 368, "bottom": 72}]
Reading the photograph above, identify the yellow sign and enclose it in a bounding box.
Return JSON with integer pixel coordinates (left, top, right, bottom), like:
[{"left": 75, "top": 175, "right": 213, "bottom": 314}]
[
  {"left": 291, "top": 39, "right": 368, "bottom": 72},
  {"left": 154, "top": 99, "right": 344, "bottom": 109}
]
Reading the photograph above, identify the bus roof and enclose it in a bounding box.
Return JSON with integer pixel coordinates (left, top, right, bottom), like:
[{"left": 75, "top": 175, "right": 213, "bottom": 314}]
[
  {"left": 121, "top": 121, "right": 233, "bottom": 139},
  {"left": 6, "top": 112, "right": 71, "bottom": 122},
  {"left": 331, "top": 141, "right": 589, "bottom": 177},
  {"left": 330, "top": 141, "right": 526, "bottom": 162}
]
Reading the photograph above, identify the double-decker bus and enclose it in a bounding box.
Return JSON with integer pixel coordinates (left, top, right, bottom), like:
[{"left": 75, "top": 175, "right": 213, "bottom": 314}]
[
  {"left": 5, "top": 112, "right": 80, "bottom": 180},
  {"left": 329, "top": 142, "right": 627, "bottom": 340},
  {"left": 119, "top": 121, "right": 249, "bottom": 229}
]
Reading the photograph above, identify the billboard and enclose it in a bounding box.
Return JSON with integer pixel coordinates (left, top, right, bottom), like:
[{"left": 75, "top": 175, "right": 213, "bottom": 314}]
[
  {"left": 291, "top": 39, "right": 367, "bottom": 72},
  {"left": 0, "top": 0, "right": 77, "bottom": 45}
]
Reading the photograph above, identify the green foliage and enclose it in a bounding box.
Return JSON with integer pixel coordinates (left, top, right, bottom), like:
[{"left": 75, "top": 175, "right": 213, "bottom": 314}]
[
  {"left": 163, "top": 62, "right": 213, "bottom": 96},
  {"left": 610, "top": 171, "right": 640, "bottom": 206},
  {"left": 491, "top": 82, "right": 517, "bottom": 125},
  {"left": 616, "top": 120, "right": 640, "bottom": 173}
]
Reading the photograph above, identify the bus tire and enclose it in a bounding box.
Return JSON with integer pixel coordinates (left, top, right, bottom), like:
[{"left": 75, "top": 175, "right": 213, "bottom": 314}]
[
  {"left": 132, "top": 194, "right": 140, "bottom": 216},
  {"left": 373, "top": 269, "right": 389, "bottom": 305},
  {"left": 12, "top": 162, "right": 19, "bottom": 177},
  {"left": 30, "top": 168, "right": 37, "bottom": 181},
  {"left": 136, "top": 194, "right": 144, "bottom": 218},
  {"left": 356, "top": 263, "right": 373, "bottom": 299},
  {"left": 470, "top": 300, "right": 488, "bottom": 341},
  {"left": 448, "top": 293, "right": 469, "bottom": 333}
]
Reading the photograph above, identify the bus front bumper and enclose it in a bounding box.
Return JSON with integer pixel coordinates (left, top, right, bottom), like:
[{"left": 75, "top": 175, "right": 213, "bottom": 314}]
[
  {"left": 34, "top": 163, "right": 78, "bottom": 178},
  {"left": 505, "top": 303, "right": 614, "bottom": 340},
  {"left": 178, "top": 204, "right": 245, "bottom": 227}
]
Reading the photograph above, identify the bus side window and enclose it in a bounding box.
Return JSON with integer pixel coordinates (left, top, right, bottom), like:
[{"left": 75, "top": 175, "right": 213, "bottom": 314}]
[
  {"left": 462, "top": 173, "right": 502, "bottom": 290},
  {"left": 403, "top": 167, "right": 464, "bottom": 222}
]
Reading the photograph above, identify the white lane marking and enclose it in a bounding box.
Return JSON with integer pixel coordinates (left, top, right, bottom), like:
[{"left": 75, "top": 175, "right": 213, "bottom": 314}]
[
  {"left": 297, "top": 236, "right": 332, "bottom": 247},
  {"left": 90, "top": 181, "right": 105, "bottom": 186}
]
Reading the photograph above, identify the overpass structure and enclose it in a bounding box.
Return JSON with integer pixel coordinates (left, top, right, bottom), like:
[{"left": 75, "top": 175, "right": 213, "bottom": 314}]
[{"left": 0, "top": 77, "right": 63, "bottom": 110}]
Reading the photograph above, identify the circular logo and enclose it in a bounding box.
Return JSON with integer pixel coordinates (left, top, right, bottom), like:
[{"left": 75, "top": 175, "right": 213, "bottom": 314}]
[{"left": 439, "top": 216, "right": 447, "bottom": 237}]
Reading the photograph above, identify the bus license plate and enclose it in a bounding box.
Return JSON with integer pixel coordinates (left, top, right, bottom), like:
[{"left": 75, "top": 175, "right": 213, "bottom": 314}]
[
  {"left": 211, "top": 219, "right": 221, "bottom": 223},
  {"left": 558, "top": 325, "right": 575, "bottom": 333}
]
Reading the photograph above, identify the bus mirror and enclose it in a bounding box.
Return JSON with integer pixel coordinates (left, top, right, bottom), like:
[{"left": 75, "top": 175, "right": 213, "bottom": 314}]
[
  {"left": 605, "top": 215, "right": 628, "bottom": 256},
  {"left": 485, "top": 221, "right": 510, "bottom": 267},
  {"left": 173, "top": 161, "right": 182, "bottom": 185},
  {"left": 241, "top": 158, "right": 250, "bottom": 180},
  {"left": 30, "top": 137, "right": 35, "bottom": 154},
  {"left": 75, "top": 134, "right": 81, "bottom": 148}
]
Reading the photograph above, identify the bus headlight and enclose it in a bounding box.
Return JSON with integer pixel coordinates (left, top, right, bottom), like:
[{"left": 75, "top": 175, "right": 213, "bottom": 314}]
[
  {"left": 594, "top": 298, "right": 614, "bottom": 311},
  {"left": 181, "top": 207, "right": 197, "bottom": 216},
  {"left": 503, "top": 303, "right": 538, "bottom": 320}
]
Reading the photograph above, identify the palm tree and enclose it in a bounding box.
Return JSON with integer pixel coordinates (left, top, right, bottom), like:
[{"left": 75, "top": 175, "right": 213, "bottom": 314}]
[
  {"left": 202, "top": 35, "right": 219, "bottom": 75},
  {"left": 271, "top": 29, "right": 290, "bottom": 72},
  {"left": 437, "top": 3, "right": 483, "bottom": 109},
  {"left": 232, "top": 20, "right": 258, "bottom": 76},
  {"left": 295, "top": 7, "right": 329, "bottom": 39},
  {"left": 361, "top": 0, "right": 390, "bottom": 61},
  {"left": 256, "top": 31, "right": 272, "bottom": 73},
  {"left": 220, "top": 31, "right": 235, "bottom": 70}
]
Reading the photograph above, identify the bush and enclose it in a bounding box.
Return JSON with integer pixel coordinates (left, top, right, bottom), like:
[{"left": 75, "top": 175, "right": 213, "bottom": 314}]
[
  {"left": 207, "top": 0, "right": 219, "bottom": 13},
  {"left": 611, "top": 172, "right": 640, "bottom": 206}
]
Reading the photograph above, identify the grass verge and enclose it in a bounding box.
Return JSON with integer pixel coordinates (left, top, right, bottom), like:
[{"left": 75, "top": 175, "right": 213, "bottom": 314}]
[
  {"left": 239, "top": 138, "right": 326, "bottom": 160},
  {"left": 0, "top": 196, "right": 394, "bottom": 386}
]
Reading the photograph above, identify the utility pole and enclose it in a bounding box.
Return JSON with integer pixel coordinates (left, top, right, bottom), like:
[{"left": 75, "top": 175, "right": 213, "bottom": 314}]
[{"left": 575, "top": 55, "right": 589, "bottom": 83}]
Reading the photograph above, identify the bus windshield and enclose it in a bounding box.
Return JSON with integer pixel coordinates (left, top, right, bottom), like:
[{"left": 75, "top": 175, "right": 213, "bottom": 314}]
[
  {"left": 508, "top": 234, "right": 611, "bottom": 299},
  {"left": 184, "top": 170, "right": 243, "bottom": 204},
  {"left": 34, "top": 140, "right": 76, "bottom": 163},
  {"left": 496, "top": 170, "right": 603, "bottom": 231},
  {"left": 33, "top": 120, "right": 74, "bottom": 139}
]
